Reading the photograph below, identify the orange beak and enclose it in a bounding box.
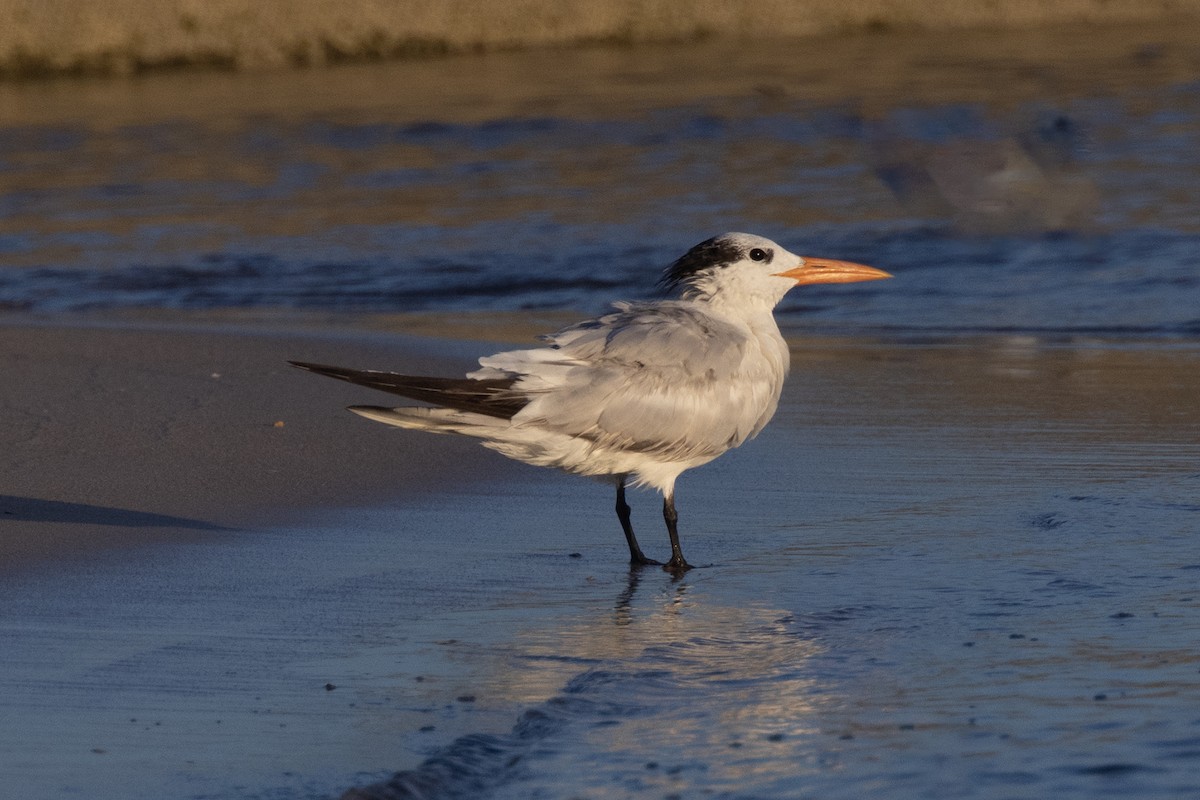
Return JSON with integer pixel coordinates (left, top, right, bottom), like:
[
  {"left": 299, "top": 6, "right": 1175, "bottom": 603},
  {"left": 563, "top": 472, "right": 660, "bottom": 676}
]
[{"left": 774, "top": 257, "right": 892, "bottom": 286}]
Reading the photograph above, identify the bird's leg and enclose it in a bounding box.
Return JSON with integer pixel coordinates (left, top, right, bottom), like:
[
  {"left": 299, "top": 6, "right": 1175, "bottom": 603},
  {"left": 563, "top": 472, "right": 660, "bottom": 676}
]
[
  {"left": 616, "top": 479, "right": 660, "bottom": 566},
  {"left": 662, "top": 493, "right": 692, "bottom": 573}
]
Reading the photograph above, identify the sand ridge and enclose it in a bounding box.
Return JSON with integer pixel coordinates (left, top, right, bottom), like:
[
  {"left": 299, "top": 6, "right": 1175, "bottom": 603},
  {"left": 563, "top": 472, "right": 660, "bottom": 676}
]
[{"left": 3, "top": 0, "right": 1199, "bottom": 79}]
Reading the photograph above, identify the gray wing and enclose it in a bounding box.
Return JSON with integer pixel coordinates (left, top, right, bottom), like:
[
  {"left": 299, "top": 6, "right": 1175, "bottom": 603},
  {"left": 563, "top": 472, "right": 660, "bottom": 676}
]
[{"left": 490, "top": 303, "right": 783, "bottom": 460}]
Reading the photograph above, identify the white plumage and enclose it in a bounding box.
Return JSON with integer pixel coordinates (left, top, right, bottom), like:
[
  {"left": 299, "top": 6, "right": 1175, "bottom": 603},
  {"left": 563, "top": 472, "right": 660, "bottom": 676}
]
[{"left": 293, "top": 232, "right": 889, "bottom": 571}]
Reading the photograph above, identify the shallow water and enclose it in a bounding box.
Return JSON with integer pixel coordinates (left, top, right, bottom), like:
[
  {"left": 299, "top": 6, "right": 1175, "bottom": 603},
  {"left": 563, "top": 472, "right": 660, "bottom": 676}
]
[
  {"left": 2, "top": 339, "right": 1197, "bottom": 799},
  {"left": 335, "top": 339, "right": 1200, "bottom": 800}
]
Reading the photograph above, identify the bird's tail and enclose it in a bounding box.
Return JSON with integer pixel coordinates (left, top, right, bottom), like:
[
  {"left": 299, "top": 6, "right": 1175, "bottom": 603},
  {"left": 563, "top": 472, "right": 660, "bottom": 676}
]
[{"left": 348, "top": 405, "right": 509, "bottom": 437}]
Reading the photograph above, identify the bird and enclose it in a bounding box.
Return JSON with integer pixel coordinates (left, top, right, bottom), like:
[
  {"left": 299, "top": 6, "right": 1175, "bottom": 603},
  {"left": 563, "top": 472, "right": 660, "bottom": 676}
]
[{"left": 291, "top": 233, "right": 890, "bottom": 572}]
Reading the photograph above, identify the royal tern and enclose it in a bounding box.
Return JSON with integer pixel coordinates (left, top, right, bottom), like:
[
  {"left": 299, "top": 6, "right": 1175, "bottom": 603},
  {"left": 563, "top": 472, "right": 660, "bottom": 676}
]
[{"left": 292, "top": 233, "right": 890, "bottom": 572}]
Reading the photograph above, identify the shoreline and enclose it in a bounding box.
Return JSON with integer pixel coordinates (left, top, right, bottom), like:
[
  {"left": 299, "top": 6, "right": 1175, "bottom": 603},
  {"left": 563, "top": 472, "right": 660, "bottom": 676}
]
[{"left": 4, "top": 309, "right": 1198, "bottom": 572}]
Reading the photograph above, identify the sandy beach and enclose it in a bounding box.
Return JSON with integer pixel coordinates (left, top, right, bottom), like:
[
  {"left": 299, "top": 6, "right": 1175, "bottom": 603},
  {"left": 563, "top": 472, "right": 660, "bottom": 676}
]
[{"left": 4, "top": 0, "right": 1200, "bottom": 79}]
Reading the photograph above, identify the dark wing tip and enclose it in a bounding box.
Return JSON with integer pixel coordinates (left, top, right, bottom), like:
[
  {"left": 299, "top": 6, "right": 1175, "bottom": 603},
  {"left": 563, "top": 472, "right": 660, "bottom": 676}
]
[
  {"left": 289, "top": 360, "right": 527, "bottom": 420},
  {"left": 288, "top": 360, "right": 361, "bottom": 381}
]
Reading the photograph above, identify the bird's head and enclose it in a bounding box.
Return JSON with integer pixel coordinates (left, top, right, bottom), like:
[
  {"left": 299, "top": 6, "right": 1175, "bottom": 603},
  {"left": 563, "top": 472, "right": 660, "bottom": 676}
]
[{"left": 660, "top": 232, "right": 891, "bottom": 307}]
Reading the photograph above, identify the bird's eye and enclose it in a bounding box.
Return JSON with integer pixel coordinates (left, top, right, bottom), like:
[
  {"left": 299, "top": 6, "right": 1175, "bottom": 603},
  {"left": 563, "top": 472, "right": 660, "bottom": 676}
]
[{"left": 749, "top": 248, "right": 769, "bottom": 262}]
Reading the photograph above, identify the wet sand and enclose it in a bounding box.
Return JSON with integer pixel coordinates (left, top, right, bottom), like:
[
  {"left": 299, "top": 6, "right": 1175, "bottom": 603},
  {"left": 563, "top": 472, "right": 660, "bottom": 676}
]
[
  {"left": 0, "top": 313, "right": 512, "bottom": 567},
  {"left": 2, "top": 315, "right": 1198, "bottom": 798}
]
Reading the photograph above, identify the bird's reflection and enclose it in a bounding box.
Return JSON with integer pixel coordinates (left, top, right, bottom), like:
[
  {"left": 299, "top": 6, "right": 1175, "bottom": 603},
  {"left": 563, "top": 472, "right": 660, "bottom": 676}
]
[
  {"left": 348, "top": 571, "right": 828, "bottom": 800},
  {"left": 613, "top": 566, "right": 643, "bottom": 626},
  {"left": 613, "top": 564, "right": 690, "bottom": 625},
  {"left": 488, "top": 566, "right": 825, "bottom": 738}
]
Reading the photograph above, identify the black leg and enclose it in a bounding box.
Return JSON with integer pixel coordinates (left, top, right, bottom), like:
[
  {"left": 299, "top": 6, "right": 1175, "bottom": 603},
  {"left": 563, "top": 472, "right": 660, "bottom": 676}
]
[
  {"left": 662, "top": 493, "right": 692, "bottom": 573},
  {"left": 616, "top": 479, "right": 660, "bottom": 566}
]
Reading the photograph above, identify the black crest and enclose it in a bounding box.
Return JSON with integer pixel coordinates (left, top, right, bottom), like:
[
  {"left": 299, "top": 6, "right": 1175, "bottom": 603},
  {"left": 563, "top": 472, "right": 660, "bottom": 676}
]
[{"left": 659, "top": 235, "right": 745, "bottom": 293}]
